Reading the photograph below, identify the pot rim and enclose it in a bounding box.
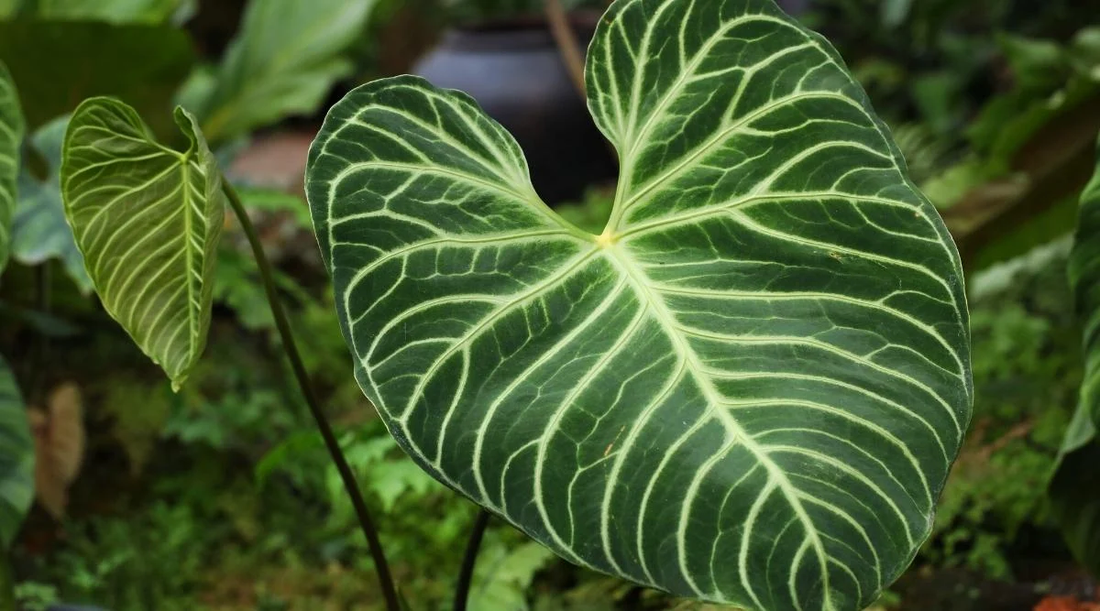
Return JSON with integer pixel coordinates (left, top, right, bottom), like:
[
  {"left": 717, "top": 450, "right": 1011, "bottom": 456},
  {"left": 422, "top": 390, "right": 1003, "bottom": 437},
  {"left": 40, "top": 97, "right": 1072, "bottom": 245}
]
[{"left": 440, "top": 10, "right": 601, "bottom": 51}]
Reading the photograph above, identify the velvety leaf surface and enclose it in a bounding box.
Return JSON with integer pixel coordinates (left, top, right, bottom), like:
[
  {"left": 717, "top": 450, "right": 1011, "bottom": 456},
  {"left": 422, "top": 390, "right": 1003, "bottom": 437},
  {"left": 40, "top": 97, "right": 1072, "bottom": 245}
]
[
  {"left": 189, "top": 0, "right": 376, "bottom": 145},
  {"left": 0, "top": 61, "right": 20, "bottom": 274},
  {"left": 1052, "top": 134, "right": 1100, "bottom": 575},
  {"left": 11, "top": 116, "right": 93, "bottom": 293},
  {"left": 61, "top": 99, "right": 225, "bottom": 390},
  {"left": 306, "top": 1, "right": 972, "bottom": 608},
  {"left": 0, "top": 355, "right": 33, "bottom": 549}
]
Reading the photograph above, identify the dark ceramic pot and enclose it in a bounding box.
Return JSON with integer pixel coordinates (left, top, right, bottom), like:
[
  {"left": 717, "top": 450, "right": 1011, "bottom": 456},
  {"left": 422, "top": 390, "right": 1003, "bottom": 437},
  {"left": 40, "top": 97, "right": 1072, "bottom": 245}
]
[
  {"left": 413, "top": 16, "right": 617, "bottom": 204},
  {"left": 777, "top": 0, "right": 810, "bottom": 14}
]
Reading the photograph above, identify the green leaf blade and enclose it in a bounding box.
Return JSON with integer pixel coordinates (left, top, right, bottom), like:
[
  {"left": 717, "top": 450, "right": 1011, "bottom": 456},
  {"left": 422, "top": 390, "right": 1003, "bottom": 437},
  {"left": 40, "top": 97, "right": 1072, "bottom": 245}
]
[
  {"left": 0, "top": 355, "right": 33, "bottom": 550},
  {"left": 194, "top": 0, "right": 376, "bottom": 145},
  {"left": 61, "top": 98, "right": 225, "bottom": 390},
  {"left": 1054, "top": 135, "right": 1100, "bottom": 575},
  {"left": 12, "top": 116, "right": 94, "bottom": 293},
  {"left": 307, "top": 1, "right": 972, "bottom": 609},
  {"left": 0, "top": 61, "right": 22, "bottom": 274}
]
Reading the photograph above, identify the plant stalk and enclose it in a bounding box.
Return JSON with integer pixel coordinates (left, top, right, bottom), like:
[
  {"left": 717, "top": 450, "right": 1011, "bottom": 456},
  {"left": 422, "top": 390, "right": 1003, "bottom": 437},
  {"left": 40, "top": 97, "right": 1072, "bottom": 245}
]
[
  {"left": 30, "top": 264, "right": 52, "bottom": 402},
  {"left": 545, "top": 0, "right": 587, "bottom": 100},
  {"left": 222, "top": 182, "right": 402, "bottom": 611},
  {"left": 454, "top": 509, "right": 492, "bottom": 611}
]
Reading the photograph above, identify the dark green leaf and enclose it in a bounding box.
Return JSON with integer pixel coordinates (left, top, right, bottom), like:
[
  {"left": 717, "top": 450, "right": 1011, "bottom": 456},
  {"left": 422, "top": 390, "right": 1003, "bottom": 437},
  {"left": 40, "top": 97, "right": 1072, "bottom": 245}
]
[
  {"left": 305, "top": 0, "right": 973, "bottom": 607},
  {"left": 0, "top": 61, "right": 21, "bottom": 274},
  {"left": 997, "top": 33, "right": 1070, "bottom": 93},
  {"left": 1052, "top": 134, "right": 1100, "bottom": 575},
  {"left": 0, "top": 20, "right": 194, "bottom": 137},
  {"left": 0, "top": 355, "right": 32, "bottom": 550}
]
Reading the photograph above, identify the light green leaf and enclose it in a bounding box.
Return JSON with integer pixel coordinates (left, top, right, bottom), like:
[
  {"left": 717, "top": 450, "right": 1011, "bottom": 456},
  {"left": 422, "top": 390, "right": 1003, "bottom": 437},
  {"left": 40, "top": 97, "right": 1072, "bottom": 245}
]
[
  {"left": 0, "top": 0, "right": 19, "bottom": 18},
  {"left": 0, "top": 61, "right": 22, "bottom": 274},
  {"left": 35, "top": 0, "right": 193, "bottom": 24},
  {"left": 11, "top": 116, "right": 93, "bottom": 293},
  {"left": 190, "top": 0, "right": 376, "bottom": 145},
  {"left": 469, "top": 536, "right": 556, "bottom": 611},
  {"left": 306, "top": 1, "right": 972, "bottom": 608},
  {"left": 880, "top": 0, "right": 913, "bottom": 28},
  {"left": 1052, "top": 134, "right": 1100, "bottom": 575},
  {"left": 997, "top": 33, "right": 1070, "bottom": 93},
  {"left": 0, "top": 354, "right": 33, "bottom": 550},
  {"left": 61, "top": 98, "right": 226, "bottom": 390}
]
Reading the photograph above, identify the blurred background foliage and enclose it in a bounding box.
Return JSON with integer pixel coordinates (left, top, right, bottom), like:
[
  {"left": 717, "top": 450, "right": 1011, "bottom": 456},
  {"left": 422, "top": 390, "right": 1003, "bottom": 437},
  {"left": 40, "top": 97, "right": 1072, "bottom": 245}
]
[{"left": 0, "top": 0, "right": 1099, "bottom": 610}]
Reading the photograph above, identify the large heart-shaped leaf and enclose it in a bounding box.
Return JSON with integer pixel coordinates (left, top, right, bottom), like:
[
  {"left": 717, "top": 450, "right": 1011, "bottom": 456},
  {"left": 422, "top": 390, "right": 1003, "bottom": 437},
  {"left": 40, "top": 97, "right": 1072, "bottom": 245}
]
[
  {"left": 61, "top": 98, "right": 226, "bottom": 390},
  {"left": 1051, "top": 134, "right": 1100, "bottom": 575},
  {"left": 11, "top": 116, "right": 94, "bottom": 293},
  {"left": 0, "top": 60, "right": 21, "bottom": 274},
  {"left": 186, "top": 0, "right": 376, "bottom": 145},
  {"left": 0, "top": 355, "right": 33, "bottom": 549},
  {"left": 306, "top": 1, "right": 972, "bottom": 608}
]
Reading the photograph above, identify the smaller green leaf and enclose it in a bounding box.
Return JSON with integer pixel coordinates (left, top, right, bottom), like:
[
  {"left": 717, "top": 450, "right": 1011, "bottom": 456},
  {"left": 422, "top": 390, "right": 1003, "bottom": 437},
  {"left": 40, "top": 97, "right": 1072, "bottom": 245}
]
[
  {"left": 191, "top": 0, "right": 376, "bottom": 144},
  {"left": 1052, "top": 134, "right": 1100, "bottom": 575},
  {"left": 0, "top": 61, "right": 22, "bottom": 275},
  {"left": 1050, "top": 407, "right": 1100, "bottom": 574},
  {"left": 879, "top": 0, "right": 913, "bottom": 28},
  {"left": 997, "top": 33, "right": 1070, "bottom": 93},
  {"left": 61, "top": 98, "right": 226, "bottom": 390},
  {"left": 469, "top": 536, "right": 555, "bottom": 611},
  {"left": 0, "top": 354, "right": 33, "bottom": 550},
  {"left": 11, "top": 116, "right": 93, "bottom": 293}
]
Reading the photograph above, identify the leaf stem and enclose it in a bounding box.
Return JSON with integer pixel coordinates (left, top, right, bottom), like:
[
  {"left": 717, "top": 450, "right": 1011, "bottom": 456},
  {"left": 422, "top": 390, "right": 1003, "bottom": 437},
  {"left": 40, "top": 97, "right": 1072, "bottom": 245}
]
[
  {"left": 545, "top": 0, "right": 587, "bottom": 100},
  {"left": 454, "top": 508, "right": 492, "bottom": 611},
  {"left": 29, "top": 264, "right": 52, "bottom": 402},
  {"left": 221, "top": 181, "right": 401, "bottom": 611}
]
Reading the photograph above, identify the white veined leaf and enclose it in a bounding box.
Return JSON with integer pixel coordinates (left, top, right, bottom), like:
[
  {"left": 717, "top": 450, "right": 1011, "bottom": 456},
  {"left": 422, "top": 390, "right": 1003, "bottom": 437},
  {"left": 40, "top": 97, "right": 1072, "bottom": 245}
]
[
  {"left": 305, "top": 0, "right": 973, "bottom": 608},
  {"left": 61, "top": 98, "right": 226, "bottom": 390},
  {"left": 0, "top": 60, "right": 22, "bottom": 274},
  {"left": 0, "top": 354, "right": 33, "bottom": 549}
]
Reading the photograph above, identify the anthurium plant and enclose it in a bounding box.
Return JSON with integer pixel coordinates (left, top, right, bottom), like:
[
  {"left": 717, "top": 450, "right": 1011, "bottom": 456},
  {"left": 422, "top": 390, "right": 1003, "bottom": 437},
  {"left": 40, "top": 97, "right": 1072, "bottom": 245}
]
[{"left": 0, "top": 0, "right": 1002, "bottom": 609}]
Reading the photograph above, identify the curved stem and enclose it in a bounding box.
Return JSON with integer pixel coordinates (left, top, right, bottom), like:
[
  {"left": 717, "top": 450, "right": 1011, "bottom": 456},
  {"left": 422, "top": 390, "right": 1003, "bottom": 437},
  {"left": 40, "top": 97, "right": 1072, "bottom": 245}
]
[
  {"left": 222, "top": 182, "right": 401, "bottom": 611},
  {"left": 454, "top": 509, "right": 492, "bottom": 611},
  {"left": 545, "top": 0, "right": 587, "bottom": 100},
  {"left": 30, "top": 265, "right": 52, "bottom": 401}
]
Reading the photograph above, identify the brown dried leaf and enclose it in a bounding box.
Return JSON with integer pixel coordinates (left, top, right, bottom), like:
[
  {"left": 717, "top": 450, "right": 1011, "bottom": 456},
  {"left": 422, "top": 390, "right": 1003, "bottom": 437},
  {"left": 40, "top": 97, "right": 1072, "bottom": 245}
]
[{"left": 30, "top": 383, "right": 85, "bottom": 519}]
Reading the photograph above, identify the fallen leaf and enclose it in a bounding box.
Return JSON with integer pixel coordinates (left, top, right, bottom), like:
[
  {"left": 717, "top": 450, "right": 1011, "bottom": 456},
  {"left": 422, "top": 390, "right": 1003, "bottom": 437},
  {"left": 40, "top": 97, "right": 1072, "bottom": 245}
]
[{"left": 30, "top": 382, "right": 85, "bottom": 519}]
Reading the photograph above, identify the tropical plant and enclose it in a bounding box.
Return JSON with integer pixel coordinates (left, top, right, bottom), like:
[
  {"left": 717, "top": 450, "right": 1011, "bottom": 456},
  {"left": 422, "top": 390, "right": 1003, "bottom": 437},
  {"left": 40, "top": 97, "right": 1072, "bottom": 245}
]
[
  {"left": 1050, "top": 136, "right": 1100, "bottom": 576},
  {"left": 179, "top": 0, "right": 379, "bottom": 146},
  {"left": 0, "top": 0, "right": 379, "bottom": 598},
  {"left": 0, "top": 60, "right": 17, "bottom": 276},
  {"left": 53, "top": 0, "right": 976, "bottom": 610},
  {"left": 0, "top": 61, "right": 36, "bottom": 590}
]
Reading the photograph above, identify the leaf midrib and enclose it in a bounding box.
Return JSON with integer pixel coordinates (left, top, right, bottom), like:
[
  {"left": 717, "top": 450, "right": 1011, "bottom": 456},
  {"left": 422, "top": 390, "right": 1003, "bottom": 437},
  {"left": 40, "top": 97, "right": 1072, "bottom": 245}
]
[
  {"left": 175, "top": 148, "right": 199, "bottom": 376},
  {"left": 601, "top": 241, "right": 837, "bottom": 609}
]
